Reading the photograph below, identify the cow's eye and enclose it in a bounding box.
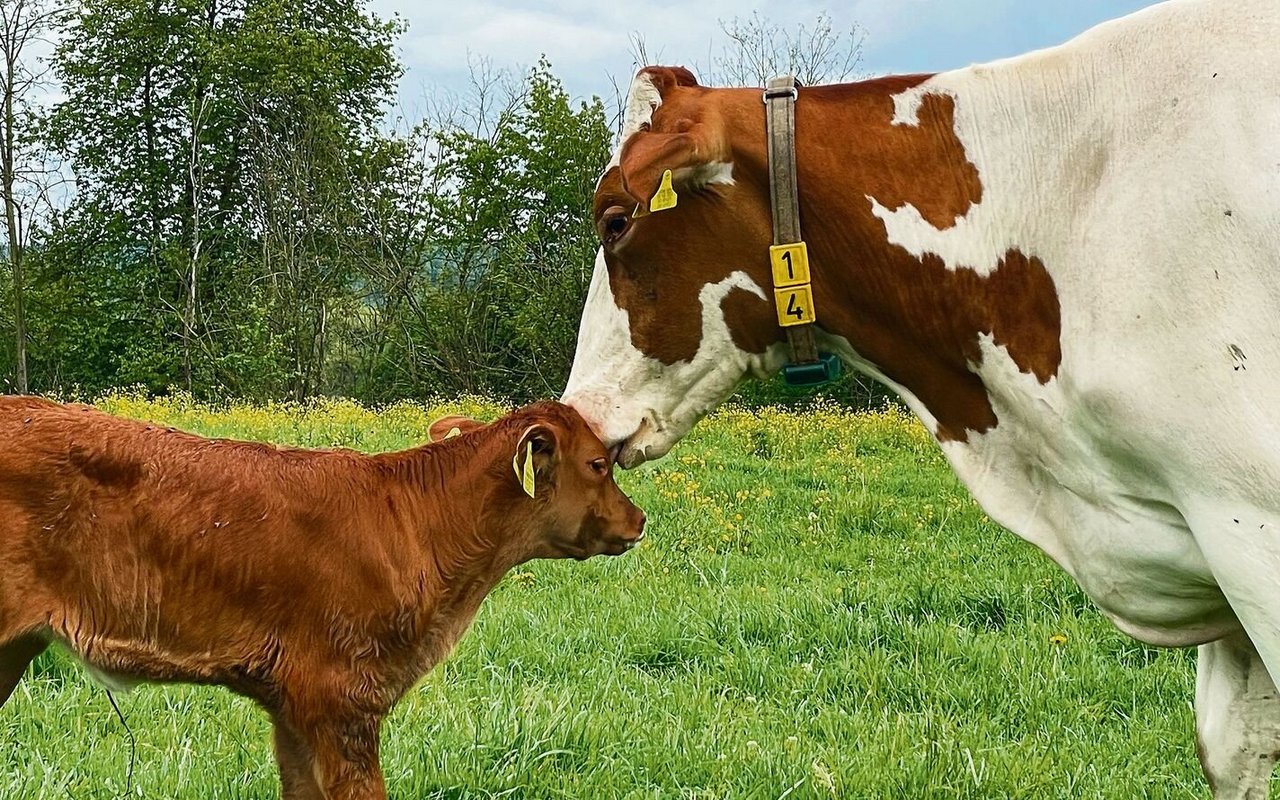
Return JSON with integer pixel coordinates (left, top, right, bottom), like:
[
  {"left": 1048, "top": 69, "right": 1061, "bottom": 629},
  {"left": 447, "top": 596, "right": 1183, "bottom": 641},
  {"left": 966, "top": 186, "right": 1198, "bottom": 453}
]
[
  {"left": 589, "top": 457, "right": 609, "bottom": 476},
  {"left": 599, "top": 206, "right": 630, "bottom": 244}
]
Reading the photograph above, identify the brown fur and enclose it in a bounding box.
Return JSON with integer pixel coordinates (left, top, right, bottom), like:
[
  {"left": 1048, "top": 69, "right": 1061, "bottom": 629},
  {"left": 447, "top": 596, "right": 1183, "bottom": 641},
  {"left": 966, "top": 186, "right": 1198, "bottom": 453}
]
[
  {"left": 0, "top": 397, "right": 644, "bottom": 799},
  {"left": 594, "top": 68, "right": 1062, "bottom": 442}
]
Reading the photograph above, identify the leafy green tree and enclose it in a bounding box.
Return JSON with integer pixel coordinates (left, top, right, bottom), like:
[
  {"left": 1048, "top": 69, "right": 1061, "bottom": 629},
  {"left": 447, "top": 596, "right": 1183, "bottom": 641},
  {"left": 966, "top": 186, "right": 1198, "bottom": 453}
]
[
  {"left": 1, "top": 0, "right": 61, "bottom": 393},
  {"left": 39, "top": 0, "right": 401, "bottom": 397},
  {"left": 352, "top": 58, "right": 611, "bottom": 402}
]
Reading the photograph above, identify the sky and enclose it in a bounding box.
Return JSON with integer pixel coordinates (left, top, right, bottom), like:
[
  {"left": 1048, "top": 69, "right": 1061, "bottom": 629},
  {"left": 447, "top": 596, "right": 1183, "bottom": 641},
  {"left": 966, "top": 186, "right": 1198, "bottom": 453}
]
[{"left": 370, "top": 0, "right": 1163, "bottom": 111}]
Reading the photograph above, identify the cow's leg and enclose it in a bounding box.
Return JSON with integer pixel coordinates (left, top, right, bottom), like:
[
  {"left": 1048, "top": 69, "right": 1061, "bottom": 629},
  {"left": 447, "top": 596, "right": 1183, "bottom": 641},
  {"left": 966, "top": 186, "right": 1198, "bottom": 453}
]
[
  {"left": 0, "top": 634, "right": 47, "bottom": 708},
  {"left": 286, "top": 711, "right": 387, "bottom": 800},
  {"left": 1196, "top": 632, "right": 1280, "bottom": 799},
  {"left": 271, "top": 715, "right": 325, "bottom": 800}
]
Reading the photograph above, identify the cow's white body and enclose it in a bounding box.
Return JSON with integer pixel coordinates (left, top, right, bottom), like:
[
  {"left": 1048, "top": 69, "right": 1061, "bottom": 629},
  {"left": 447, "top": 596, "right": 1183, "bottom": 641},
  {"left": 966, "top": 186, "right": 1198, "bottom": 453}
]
[
  {"left": 865, "top": 0, "right": 1280, "bottom": 651},
  {"left": 566, "top": 1, "right": 1280, "bottom": 794}
]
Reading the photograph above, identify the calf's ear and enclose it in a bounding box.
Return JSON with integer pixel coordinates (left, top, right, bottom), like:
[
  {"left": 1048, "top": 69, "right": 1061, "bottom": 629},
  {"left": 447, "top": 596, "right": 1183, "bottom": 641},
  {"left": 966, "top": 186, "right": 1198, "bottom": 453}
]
[
  {"left": 428, "top": 415, "right": 483, "bottom": 442},
  {"left": 512, "top": 424, "right": 559, "bottom": 499}
]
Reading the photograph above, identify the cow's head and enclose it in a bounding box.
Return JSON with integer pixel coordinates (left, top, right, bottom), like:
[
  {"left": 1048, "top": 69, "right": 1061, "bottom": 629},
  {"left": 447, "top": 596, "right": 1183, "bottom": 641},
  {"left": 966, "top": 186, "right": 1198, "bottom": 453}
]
[
  {"left": 564, "top": 66, "right": 1064, "bottom": 465},
  {"left": 562, "top": 67, "right": 789, "bottom": 467}
]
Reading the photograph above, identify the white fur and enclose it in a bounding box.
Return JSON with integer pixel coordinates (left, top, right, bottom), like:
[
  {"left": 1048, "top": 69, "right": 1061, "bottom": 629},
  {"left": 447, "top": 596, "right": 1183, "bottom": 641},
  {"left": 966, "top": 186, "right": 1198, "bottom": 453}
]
[
  {"left": 678, "top": 161, "right": 735, "bottom": 188},
  {"left": 563, "top": 251, "right": 784, "bottom": 467},
  {"left": 606, "top": 71, "right": 663, "bottom": 171},
  {"left": 877, "top": 2, "right": 1280, "bottom": 793},
  {"left": 1196, "top": 634, "right": 1280, "bottom": 798}
]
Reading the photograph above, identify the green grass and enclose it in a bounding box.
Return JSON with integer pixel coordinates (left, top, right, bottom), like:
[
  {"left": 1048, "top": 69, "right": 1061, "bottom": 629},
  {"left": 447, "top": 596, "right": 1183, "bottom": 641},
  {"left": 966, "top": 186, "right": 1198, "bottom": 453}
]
[{"left": 1, "top": 395, "right": 1213, "bottom": 798}]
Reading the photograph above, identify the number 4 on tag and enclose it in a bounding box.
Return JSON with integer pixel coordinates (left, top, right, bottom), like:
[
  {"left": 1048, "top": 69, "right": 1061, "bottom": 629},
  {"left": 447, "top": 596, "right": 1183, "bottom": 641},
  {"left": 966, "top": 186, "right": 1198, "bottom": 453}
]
[{"left": 773, "top": 285, "right": 815, "bottom": 328}]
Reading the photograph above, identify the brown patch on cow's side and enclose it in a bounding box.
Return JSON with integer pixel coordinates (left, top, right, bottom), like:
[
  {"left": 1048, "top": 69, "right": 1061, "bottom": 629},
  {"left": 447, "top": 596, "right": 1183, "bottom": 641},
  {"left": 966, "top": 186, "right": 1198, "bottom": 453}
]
[
  {"left": 808, "top": 243, "right": 1061, "bottom": 443},
  {"left": 829, "top": 91, "right": 983, "bottom": 230},
  {"left": 592, "top": 70, "right": 1062, "bottom": 442}
]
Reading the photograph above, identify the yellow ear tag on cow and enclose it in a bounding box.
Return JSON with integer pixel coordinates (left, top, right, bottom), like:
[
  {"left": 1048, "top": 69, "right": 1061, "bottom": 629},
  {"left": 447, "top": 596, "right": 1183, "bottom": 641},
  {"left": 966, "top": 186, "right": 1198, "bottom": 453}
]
[
  {"left": 513, "top": 442, "right": 536, "bottom": 499},
  {"left": 649, "top": 169, "right": 677, "bottom": 213},
  {"left": 443, "top": 427, "right": 461, "bottom": 439}
]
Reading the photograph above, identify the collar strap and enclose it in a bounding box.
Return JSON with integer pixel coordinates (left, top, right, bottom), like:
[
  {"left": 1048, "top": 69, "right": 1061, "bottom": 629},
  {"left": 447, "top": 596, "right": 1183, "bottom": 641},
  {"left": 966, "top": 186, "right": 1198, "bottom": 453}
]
[{"left": 763, "top": 75, "right": 841, "bottom": 387}]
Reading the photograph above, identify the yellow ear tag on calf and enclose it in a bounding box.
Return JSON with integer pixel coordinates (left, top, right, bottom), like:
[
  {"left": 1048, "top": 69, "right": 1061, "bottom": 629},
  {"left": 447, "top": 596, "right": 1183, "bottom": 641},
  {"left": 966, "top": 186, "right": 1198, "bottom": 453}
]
[
  {"left": 649, "top": 169, "right": 678, "bottom": 213},
  {"left": 512, "top": 441, "right": 536, "bottom": 499}
]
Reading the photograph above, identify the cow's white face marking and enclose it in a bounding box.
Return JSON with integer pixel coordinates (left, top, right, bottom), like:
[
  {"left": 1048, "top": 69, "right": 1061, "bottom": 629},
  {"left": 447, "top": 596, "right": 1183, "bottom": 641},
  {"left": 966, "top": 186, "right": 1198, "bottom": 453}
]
[
  {"left": 678, "top": 161, "right": 735, "bottom": 187},
  {"left": 606, "top": 72, "right": 663, "bottom": 171},
  {"left": 567, "top": 71, "right": 758, "bottom": 463},
  {"left": 563, "top": 251, "right": 783, "bottom": 466}
]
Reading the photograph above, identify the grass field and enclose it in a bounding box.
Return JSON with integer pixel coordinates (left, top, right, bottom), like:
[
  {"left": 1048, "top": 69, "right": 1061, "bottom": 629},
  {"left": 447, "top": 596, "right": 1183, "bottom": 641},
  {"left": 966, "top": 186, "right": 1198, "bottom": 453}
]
[{"left": 0, "top": 393, "right": 1220, "bottom": 798}]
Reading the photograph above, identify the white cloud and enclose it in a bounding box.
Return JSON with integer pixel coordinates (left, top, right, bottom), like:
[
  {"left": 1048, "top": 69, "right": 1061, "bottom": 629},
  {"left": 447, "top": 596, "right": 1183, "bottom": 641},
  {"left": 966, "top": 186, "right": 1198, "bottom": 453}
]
[
  {"left": 371, "top": 0, "right": 1160, "bottom": 105},
  {"left": 374, "top": 0, "right": 880, "bottom": 101}
]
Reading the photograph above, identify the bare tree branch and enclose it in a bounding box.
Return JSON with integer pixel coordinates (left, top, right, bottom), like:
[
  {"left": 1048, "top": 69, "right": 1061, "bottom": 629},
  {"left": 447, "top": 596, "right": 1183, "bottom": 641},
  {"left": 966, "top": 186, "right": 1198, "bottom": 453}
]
[
  {"left": 1, "top": 0, "right": 64, "bottom": 393},
  {"left": 711, "top": 12, "right": 867, "bottom": 87}
]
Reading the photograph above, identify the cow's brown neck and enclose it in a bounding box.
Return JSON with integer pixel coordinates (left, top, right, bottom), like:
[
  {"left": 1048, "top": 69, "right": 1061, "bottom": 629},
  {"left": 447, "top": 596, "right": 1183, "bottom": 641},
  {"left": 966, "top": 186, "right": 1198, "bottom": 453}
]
[{"left": 725, "top": 77, "right": 1062, "bottom": 442}]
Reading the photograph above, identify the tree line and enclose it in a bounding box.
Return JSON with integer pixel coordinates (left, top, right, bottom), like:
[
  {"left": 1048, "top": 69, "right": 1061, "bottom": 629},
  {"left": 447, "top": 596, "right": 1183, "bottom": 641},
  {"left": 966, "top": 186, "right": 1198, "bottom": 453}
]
[{"left": 2, "top": 1, "right": 878, "bottom": 406}]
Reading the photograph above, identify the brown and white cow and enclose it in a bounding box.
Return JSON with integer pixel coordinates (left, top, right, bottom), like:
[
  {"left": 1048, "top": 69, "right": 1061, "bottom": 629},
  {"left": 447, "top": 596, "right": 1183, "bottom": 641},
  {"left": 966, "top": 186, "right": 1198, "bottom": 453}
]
[
  {"left": 0, "top": 397, "right": 644, "bottom": 800},
  {"left": 562, "top": 0, "right": 1280, "bottom": 795}
]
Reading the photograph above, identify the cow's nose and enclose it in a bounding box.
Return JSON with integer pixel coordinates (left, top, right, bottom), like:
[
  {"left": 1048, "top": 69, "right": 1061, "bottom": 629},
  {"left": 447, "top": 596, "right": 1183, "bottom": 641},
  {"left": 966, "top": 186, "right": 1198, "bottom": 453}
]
[{"left": 633, "top": 511, "right": 647, "bottom": 540}]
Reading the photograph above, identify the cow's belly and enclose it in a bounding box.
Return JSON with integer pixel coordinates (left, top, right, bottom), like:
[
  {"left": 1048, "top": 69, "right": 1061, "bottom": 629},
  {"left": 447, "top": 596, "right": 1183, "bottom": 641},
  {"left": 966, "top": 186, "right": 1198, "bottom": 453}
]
[
  {"left": 948, "top": 445, "right": 1238, "bottom": 646},
  {"left": 1015, "top": 478, "right": 1238, "bottom": 646},
  {"left": 935, "top": 372, "right": 1241, "bottom": 647}
]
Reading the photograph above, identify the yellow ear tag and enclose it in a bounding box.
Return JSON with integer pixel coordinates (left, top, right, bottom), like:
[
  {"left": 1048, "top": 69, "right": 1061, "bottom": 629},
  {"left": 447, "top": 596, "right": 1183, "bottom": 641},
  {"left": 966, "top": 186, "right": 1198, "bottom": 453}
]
[
  {"left": 512, "top": 441, "right": 536, "bottom": 498},
  {"left": 649, "top": 169, "right": 677, "bottom": 213},
  {"left": 443, "top": 427, "right": 461, "bottom": 439}
]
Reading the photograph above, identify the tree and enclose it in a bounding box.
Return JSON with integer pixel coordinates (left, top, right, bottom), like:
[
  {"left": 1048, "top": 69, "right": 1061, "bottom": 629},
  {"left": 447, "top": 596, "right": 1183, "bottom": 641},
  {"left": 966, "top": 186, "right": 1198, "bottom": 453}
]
[
  {"left": 42, "top": 0, "right": 402, "bottom": 397},
  {"left": 350, "top": 58, "right": 612, "bottom": 401},
  {"left": 0, "top": 0, "right": 61, "bottom": 393},
  {"left": 713, "top": 12, "right": 866, "bottom": 86}
]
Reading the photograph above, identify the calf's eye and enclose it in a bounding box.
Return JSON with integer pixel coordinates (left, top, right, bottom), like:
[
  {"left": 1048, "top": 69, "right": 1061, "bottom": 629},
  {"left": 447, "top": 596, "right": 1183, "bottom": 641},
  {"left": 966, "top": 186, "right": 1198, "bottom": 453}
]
[{"left": 589, "top": 457, "right": 609, "bottom": 476}]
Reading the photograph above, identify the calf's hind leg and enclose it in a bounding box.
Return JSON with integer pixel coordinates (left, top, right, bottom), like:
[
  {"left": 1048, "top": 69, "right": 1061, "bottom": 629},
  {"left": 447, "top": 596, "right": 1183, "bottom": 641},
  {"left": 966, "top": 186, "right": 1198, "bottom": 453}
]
[
  {"left": 0, "top": 635, "right": 48, "bottom": 708},
  {"left": 1196, "top": 632, "right": 1280, "bottom": 799}
]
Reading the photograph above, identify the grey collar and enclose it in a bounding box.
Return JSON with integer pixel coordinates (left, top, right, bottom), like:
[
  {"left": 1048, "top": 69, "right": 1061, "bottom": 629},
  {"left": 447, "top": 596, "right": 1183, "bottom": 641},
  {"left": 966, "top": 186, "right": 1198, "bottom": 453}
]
[{"left": 764, "top": 75, "right": 841, "bottom": 386}]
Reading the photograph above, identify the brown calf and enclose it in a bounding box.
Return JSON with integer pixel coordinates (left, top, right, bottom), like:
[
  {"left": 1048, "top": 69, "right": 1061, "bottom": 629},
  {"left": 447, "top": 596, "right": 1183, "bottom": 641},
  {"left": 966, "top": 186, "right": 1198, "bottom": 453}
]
[{"left": 0, "top": 397, "right": 645, "bottom": 799}]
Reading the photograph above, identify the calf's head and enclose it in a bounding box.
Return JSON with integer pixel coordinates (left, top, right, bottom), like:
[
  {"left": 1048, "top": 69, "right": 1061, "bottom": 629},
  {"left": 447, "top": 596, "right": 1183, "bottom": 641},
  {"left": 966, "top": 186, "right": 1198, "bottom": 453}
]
[{"left": 451, "top": 403, "right": 646, "bottom": 561}]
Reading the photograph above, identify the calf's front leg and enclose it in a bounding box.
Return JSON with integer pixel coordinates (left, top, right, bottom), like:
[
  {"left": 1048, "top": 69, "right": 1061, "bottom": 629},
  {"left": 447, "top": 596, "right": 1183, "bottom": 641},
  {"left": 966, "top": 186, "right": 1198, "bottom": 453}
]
[
  {"left": 277, "top": 708, "right": 387, "bottom": 800},
  {"left": 1196, "top": 632, "right": 1280, "bottom": 799},
  {"left": 272, "top": 716, "right": 325, "bottom": 800}
]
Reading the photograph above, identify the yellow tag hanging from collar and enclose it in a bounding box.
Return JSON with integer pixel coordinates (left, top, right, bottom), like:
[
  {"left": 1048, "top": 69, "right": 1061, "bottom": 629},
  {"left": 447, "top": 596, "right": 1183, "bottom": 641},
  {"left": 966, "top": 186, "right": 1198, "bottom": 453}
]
[
  {"left": 512, "top": 442, "right": 536, "bottom": 498},
  {"left": 650, "top": 169, "right": 677, "bottom": 213}
]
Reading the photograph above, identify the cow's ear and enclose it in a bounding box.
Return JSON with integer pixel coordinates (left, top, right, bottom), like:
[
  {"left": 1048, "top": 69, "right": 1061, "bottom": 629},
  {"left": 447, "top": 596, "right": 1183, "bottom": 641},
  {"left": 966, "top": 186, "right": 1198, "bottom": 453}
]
[
  {"left": 428, "top": 415, "right": 483, "bottom": 442},
  {"left": 617, "top": 67, "right": 724, "bottom": 213},
  {"left": 640, "top": 65, "right": 700, "bottom": 93},
  {"left": 512, "top": 424, "right": 558, "bottom": 499},
  {"left": 619, "top": 123, "right": 725, "bottom": 214}
]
